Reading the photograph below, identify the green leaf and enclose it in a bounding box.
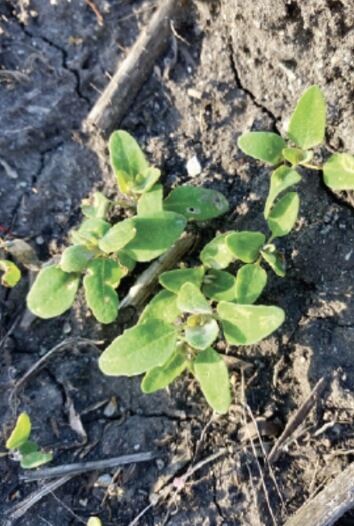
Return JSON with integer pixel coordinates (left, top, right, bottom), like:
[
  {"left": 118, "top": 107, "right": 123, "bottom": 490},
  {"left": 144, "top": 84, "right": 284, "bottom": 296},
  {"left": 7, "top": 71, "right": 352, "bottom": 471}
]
[
  {"left": 163, "top": 186, "right": 229, "bottom": 221},
  {"left": 200, "top": 233, "right": 234, "bottom": 269},
  {"left": 99, "top": 319, "right": 177, "bottom": 376},
  {"left": 6, "top": 413, "right": 31, "bottom": 450},
  {"left": 118, "top": 252, "right": 136, "bottom": 273},
  {"left": 19, "top": 441, "right": 38, "bottom": 455},
  {"left": 98, "top": 219, "right": 137, "bottom": 254},
  {"left": 235, "top": 264, "right": 267, "bottom": 304},
  {"left": 109, "top": 130, "right": 148, "bottom": 192},
  {"left": 177, "top": 283, "right": 212, "bottom": 315},
  {"left": 27, "top": 266, "right": 80, "bottom": 318},
  {"left": 83, "top": 259, "right": 123, "bottom": 324},
  {"left": 261, "top": 247, "right": 286, "bottom": 277},
  {"left": 193, "top": 348, "right": 231, "bottom": 414},
  {"left": 71, "top": 218, "right": 111, "bottom": 247},
  {"left": 282, "top": 147, "right": 313, "bottom": 167},
  {"left": 159, "top": 266, "right": 205, "bottom": 294},
  {"left": 60, "top": 245, "right": 96, "bottom": 273},
  {"left": 264, "top": 166, "right": 301, "bottom": 218},
  {"left": 202, "top": 269, "right": 236, "bottom": 301},
  {"left": 137, "top": 184, "right": 163, "bottom": 216},
  {"left": 138, "top": 290, "right": 180, "bottom": 325},
  {"left": 185, "top": 317, "right": 219, "bottom": 350},
  {"left": 0, "top": 260, "right": 21, "bottom": 287},
  {"left": 323, "top": 153, "right": 354, "bottom": 190},
  {"left": 287, "top": 85, "right": 326, "bottom": 149},
  {"left": 217, "top": 302, "right": 285, "bottom": 345},
  {"left": 267, "top": 192, "right": 299, "bottom": 237},
  {"left": 141, "top": 351, "right": 187, "bottom": 393},
  {"left": 20, "top": 451, "right": 53, "bottom": 469},
  {"left": 87, "top": 518, "right": 103, "bottom": 526},
  {"left": 81, "top": 192, "right": 111, "bottom": 220},
  {"left": 133, "top": 167, "right": 161, "bottom": 194},
  {"left": 226, "top": 231, "right": 265, "bottom": 263},
  {"left": 121, "top": 212, "right": 187, "bottom": 262},
  {"left": 237, "top": 132, "right": 286, "bottom": 164}
]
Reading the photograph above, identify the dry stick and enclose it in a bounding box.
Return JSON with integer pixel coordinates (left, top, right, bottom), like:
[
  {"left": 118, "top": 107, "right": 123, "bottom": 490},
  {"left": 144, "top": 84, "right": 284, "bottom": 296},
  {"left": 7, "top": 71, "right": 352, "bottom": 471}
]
[
  {"left": 120, "top": 232, "right": 196, "bottom": 310},
  {"left": 6, "top": 475, "right": 72, "bottom": 521},
  {"left": 268, "top": 376, "right": 327, "bottom": 464},
  {"left": 11, "top": 337, "right": 103, "bottom": 394},
  {"left": 84, "top": 0, "right": 190, "bottom": 138},
  {"left": 20, "top": 451, "right": 156, "bottom": 482},
  {"left": 282, "top": 462, "right": 354, "bottom": 526}
]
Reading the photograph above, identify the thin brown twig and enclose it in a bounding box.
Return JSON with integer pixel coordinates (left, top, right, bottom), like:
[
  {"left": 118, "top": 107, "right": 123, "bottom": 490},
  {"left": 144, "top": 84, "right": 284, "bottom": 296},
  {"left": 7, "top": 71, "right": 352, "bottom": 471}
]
[
  {"left": 84, "top": 0, "right": 104, "bottom": 25},
  {"left": 268, "top": 376, "right": 327, "bottom": 463},
  {"left": 11, "top": 337, "right": 103, "bottom": 394},
  {"left": 20, "top": 451, "right": 156, "bottom": 482}
]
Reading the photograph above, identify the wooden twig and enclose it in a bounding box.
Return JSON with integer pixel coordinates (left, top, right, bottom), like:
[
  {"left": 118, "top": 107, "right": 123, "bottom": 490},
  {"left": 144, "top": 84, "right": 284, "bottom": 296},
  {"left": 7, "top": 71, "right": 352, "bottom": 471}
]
[
  {"left": 6, "top": 475, "right": 72, "bottom": 521},
  {"left": 282, "top": 462, "right": 354, "bottom": 526},
  {"left": 120, "top": 232, "right": 196, "bottom": 310},
  {"left": 20, "top": 451, "right": 156, "bottom": 482},
  {"left": 11, "top": 337, "right": 103, "bottom": 394},
  {"left": 84, "top": 0, "right": 190, "bottom": 137},
  {"left": 268, "top": 377, "right": 327, "bottom": 464}
]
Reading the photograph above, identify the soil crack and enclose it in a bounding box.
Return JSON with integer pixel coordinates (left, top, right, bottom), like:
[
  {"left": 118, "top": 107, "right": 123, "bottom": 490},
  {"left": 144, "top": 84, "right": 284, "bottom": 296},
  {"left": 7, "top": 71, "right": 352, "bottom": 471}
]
[{"left": 227, "top": 37, "right": 280, "bottom": 132}]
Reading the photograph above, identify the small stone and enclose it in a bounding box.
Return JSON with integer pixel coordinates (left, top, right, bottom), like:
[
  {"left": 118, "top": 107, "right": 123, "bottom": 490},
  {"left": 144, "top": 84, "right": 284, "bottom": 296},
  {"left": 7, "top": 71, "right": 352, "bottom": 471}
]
[
  {"left": 186, "top": 155, "right": 202, "bottom": 177},
  {"left": 35, "top": 236, "right": 44, "bottom": 245},
  {"left": 63, "top": 321, "right": 72, "bottom": 334},
  {"left": 103, "top": 397, "right": 118, "bottom": 417}
]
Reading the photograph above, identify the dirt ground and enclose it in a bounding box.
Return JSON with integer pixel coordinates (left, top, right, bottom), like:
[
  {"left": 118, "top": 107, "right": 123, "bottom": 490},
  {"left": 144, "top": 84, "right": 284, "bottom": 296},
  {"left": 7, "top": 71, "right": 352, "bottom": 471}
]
[{"left": 1, "top": 1, "right": 354, "bottom": 525}]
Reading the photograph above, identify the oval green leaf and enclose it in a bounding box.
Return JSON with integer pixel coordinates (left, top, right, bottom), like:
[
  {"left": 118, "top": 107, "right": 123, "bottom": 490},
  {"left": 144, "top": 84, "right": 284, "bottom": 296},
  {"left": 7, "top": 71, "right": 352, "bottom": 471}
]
[
  {"left": 87, "top": 518, "right": 103, "bottom": 526},
  {"left": 83, "top": 259, "right": 123, "bottom": 324},
  {"left": 138, "top": 290, "right": 180, "bottom": 325},
  {"left": 267, "top": 192, "right": 299, "bottom": 237},
  {"left": 60, "top": 245, "right": 96, "bottom": 273},
  {"left": 137, "top": 184, "right": 163, "bottom": 216},
  {"left": 109, "top": 130, "right": 148, "bottom": 182},
  {"left": 235, "top": 264, "right": 267, "bottom": 304},
  {"left": 20, "top": 451, "right": 53, "bottom": 469},
  {"left": 133, "top": 167, "right": 161, "bottom": 194},
  {"left": 264, "top": 165, "right": 301, "bottom": 218},
  {"left": 81, "top": 191, "right": 111, "bottom": 220},
  {"left": 217, "top": 302, "right": 285, "bottom": 345},
  {"left": 159, "top": 266, "right": 205, "bottom": 294},
  {"left": 6, "top": 413, "right": 31, "bottom": 450},
  {"left": 226, "top": 231, "right": 265, "bottom": 263},
  {"left": 177, "top": 283, "right": 212, "bottom": 315},
  {"left": 202, "top": 269, "right": 236, "bottom": 302},
  {"left": 122, "top": 212, "right": 187, "bottom": 262},
  {"left": 237, "top": 132, "right": 286, "bottom": 164},
  {"left": 27, "top": 266, "right": 80, "bottom": 319},
  {"left": 287, "top": 85, "right": 326, "bottom": 149},
  {"left": 193, "top": 348, "right": 231, "bottom": 414},
  {"left": 0, "top": 260, "right": 21, "bottom": 287},
  {"left": 19, "top": 441, "right": 38, "bottom": 455},
  {"left": 141, "top": 352, "right": 187, "bottom": 393},
  {"left": 261, "top": 248, "right": 286, "bottom": 277},
  {"left": 98, "top": 219, "right": 137, "bottom": 254},
  {"left": 163, "top": 186, "right": 229, "bottom": 221},
  {"left": 185, "top": 318, "right": 219, "bottom": 350},
  {"left": 99, "top": 319, "right": 177, "bottom": 376},
  {"left": 200, "top": 233, "right": 234, "bottom": 269},
  {"left": 323, "top": 153, "right": 354, "bottom": 190},
  {"left": 72, "top": 218, "right": 111, "bottom": 247}
]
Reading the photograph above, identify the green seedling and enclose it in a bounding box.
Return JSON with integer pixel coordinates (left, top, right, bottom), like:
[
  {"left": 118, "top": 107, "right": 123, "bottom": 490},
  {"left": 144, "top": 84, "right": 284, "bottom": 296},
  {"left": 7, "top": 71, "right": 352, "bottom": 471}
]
[
  {"left": 5, "top": 413, "right": 53, "bottom": 469},
  {"left": 27, "top": 131, "right": 229, "bottom": 324},
  {"left": 238, "top": 84, "right": 354, "bottom": 192},
  {"left": 0, "top": 259, "right": 21, "bottom": 287},
  {"left": 99, "top": 174, "right": 295, "bottom": 414}
]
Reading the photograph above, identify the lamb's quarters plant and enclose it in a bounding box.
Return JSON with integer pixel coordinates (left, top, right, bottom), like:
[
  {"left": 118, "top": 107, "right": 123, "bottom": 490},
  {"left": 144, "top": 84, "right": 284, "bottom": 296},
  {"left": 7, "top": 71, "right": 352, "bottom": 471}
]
[
  {"left": 5, "top": 413, "right": 53, "bottom": 469},
  {"left": 99, "top": 168, "right": 296, "bottom": 413},
  {"left": 26, "top": 131, "right": 229, "bottom": 324},
  {"left": 238, "top": 84, "right": 354, "bottom": 191}
]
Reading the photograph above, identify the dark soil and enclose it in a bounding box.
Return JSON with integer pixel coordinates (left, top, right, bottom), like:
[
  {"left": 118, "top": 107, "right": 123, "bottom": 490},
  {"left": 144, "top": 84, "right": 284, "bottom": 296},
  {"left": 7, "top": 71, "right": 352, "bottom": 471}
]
[{"left": 1, "top": 1, "right": 354, "bottom": 525}]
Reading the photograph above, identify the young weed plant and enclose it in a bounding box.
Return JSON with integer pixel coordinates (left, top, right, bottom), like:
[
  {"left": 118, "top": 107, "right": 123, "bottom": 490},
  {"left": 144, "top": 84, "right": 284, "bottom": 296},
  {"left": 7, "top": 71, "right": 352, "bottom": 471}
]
[
  {"left": 99, "top": 85, "right": 354, "bottom": 414},
  {"left": 5, "top": 413, "right": 52, "bottom": 469},
  {"left": 26, "top": 131, "right": 228, "bottom": 324}
]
